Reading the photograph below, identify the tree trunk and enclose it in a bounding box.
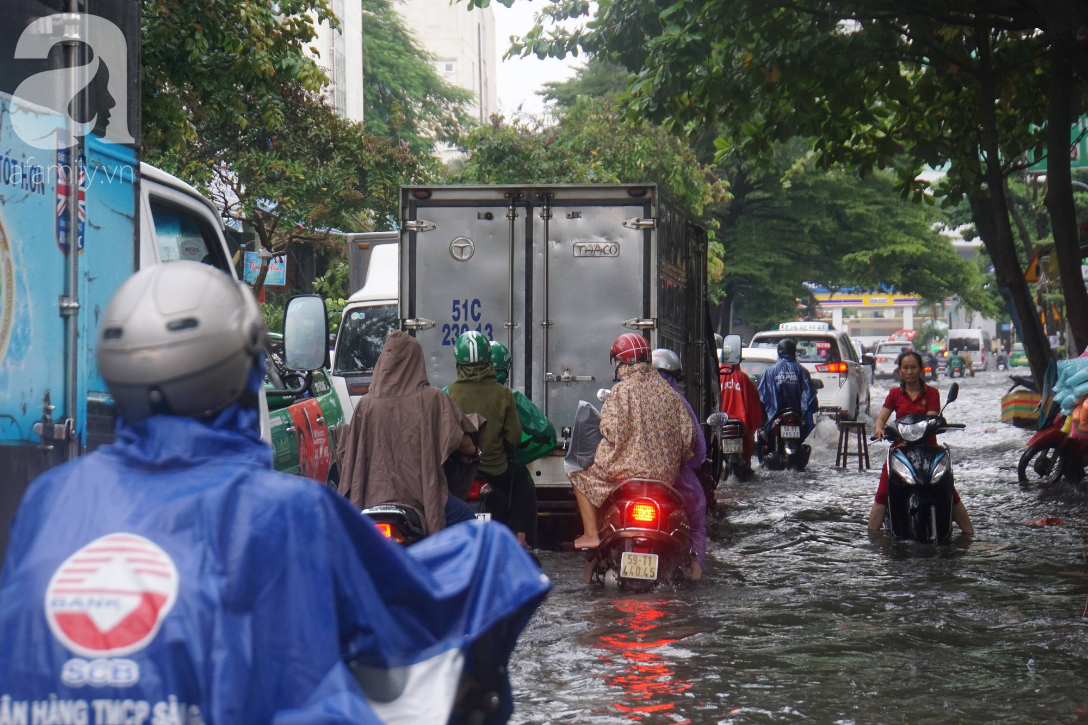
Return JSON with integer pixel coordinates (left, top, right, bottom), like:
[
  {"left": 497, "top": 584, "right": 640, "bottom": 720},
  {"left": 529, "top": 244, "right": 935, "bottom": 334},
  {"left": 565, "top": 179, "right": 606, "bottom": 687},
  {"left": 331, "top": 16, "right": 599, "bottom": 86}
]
[
  {"left": 1005, "top": 179, "right": 1036, "bottom": 259},
  {"left": 1043, "top": 47, "right": 1088, "bottom": 356},
  {"left": 1035, "top": 0, "right": 1088, "bottom": 85},
  {"left": 974, "top": 30, "right": 1052, "bottom": 383}
]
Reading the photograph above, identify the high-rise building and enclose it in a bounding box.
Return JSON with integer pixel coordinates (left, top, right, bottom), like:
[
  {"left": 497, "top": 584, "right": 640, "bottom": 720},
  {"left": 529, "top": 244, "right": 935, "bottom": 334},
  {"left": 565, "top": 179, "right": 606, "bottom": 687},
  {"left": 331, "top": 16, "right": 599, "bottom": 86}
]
[
  {"left": 395, "top": 0, "right": 498, "bottom": 123},
  {"left": 313, "top": 0, "right": 365, "bottom": 123}
]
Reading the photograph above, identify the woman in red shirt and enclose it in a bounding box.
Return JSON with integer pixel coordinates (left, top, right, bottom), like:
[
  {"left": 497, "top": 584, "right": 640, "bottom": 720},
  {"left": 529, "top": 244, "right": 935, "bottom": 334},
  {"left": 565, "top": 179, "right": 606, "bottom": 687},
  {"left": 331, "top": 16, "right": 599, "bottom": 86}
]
[{"left": 866, "top": 350, "right": 974, "bottom": 534}]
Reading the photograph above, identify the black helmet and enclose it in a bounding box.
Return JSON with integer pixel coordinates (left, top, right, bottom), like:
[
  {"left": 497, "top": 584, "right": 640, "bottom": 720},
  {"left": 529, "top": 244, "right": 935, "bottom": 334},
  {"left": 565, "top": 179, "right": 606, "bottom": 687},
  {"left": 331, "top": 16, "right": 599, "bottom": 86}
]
[{"left": 777, "top": 338, "right": 797, "bottom": 358}]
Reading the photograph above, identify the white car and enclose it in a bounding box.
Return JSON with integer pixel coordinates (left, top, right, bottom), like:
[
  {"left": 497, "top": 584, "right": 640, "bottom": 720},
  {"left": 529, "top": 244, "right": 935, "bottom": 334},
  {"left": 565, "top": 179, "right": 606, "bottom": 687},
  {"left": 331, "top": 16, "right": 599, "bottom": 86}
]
[
  {"left": 872, "top": 341, "right": 914, "bottom": 380},
  {"left": 749, "top": 322, "right": 872, "bottom": 420},
  {"left": 738, "top": 348, "right": 780, "bottom": 387}
]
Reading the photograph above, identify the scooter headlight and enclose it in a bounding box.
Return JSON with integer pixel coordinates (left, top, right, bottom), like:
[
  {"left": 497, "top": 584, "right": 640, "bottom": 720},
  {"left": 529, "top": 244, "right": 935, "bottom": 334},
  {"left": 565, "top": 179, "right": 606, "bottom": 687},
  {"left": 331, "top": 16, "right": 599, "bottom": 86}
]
[
  {"left": 931, "top": 454, "right": 951, "bottom": 481},
  {"left": 898, "top": 420, "right": 929, "bottom": 443},
  {"left": 890, "top": 453, "right": 916, "bottom": 485}
]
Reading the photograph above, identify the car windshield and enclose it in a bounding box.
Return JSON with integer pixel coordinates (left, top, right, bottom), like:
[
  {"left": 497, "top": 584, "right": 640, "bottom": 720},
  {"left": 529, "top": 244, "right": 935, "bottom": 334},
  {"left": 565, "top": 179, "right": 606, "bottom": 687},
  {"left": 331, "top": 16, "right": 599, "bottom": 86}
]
[
  {"left": 739, "top": 360, "right": 772, "bottom": 383},
  {"left": 334, "top": 304, "right": 399, "bottom": 376},
  {"left": 752, "top": 335, "right": 842, "bottom": 363},
  {"left": 875, "top": 344, "right": 907, "bottom": 356},
  {"left": 1013, "top": 344, "right": 1024, "bottom": 352},
  {"left": 949, "top": 337, "right": 981, "bottom": 352}
]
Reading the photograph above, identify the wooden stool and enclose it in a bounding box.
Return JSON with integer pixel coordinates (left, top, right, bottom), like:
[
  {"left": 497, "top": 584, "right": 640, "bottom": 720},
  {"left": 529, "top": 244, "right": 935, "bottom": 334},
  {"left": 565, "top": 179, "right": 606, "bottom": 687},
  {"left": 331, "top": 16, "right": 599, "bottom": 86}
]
[{"left": 836, "top": 421, "right": 871, "bottom": 470}]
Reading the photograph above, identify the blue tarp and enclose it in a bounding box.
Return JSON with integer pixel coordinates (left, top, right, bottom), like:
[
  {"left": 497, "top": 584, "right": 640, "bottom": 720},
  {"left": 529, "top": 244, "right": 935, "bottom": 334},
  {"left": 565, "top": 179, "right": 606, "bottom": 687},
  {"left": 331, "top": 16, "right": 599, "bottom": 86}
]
[{"left": 0, "top": 365, "right": 549, "bottom": 724}]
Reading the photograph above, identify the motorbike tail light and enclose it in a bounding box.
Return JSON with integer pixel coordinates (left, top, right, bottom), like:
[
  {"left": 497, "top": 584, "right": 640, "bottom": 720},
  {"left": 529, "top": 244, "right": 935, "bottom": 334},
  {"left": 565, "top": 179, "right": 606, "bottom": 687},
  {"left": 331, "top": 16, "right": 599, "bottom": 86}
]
[
  {"left": 627, "top": 500, "right": 659, "bottom": 527},
  {"left": 467, "top": 479, "right": 491, "bottom": 501},
  {"left": 924, "top": 366, "right": 932, "bottom": 373},
  {"left": 375, "top": 522, "right": 405, "bottom": 543}
]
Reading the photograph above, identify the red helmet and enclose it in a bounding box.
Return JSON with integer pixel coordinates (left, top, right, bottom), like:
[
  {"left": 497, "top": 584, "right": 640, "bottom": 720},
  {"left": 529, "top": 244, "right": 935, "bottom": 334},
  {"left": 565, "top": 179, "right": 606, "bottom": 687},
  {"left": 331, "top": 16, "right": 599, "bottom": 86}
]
[{"left": 610, "top": 333, "right": 651, "bottom": 365}]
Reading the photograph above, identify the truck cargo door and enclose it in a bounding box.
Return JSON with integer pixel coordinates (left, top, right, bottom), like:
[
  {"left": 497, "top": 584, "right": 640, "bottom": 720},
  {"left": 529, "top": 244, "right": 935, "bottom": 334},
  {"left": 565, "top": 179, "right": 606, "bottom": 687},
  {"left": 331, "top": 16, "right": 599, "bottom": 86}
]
[
  {"left": 536, "top": 200, "right": 649, "bottom": 434},
  {"left": 402, "top": 202, "right": 528, "bottom": 390}
]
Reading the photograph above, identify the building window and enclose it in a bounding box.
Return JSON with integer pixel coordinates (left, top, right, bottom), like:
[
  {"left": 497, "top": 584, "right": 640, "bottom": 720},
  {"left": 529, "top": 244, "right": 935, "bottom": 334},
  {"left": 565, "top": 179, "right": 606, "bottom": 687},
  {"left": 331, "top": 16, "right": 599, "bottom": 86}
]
[{"left": 443, "top": 62, "right": 455, "bottom": 74}]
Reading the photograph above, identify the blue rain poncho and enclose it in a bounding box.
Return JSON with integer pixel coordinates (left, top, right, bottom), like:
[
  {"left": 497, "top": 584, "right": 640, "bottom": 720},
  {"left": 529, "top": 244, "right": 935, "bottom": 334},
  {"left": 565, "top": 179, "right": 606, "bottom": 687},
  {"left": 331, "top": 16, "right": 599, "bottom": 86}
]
[
  {"left": 756, "top": 353, "right": 819, "bottom": 441},
  {"left": 0, "top": 364, "right": 549, "bottom": 724}
]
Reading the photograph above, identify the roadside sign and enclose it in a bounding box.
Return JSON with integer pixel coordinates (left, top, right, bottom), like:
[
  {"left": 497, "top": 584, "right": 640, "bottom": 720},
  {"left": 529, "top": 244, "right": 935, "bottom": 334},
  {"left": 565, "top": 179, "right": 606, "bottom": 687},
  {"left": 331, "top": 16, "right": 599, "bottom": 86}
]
[
  {"left": 243, "top": 251, "right": 286, "bottom": 286},
  {"left": 1027, "top": 116, "right": 1088, "bottom": 173}
]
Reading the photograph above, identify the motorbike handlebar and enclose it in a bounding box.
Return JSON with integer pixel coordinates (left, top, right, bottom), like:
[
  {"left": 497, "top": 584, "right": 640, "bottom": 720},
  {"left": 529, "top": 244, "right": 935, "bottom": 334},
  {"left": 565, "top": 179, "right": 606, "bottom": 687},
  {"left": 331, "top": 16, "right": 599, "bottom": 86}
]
[{"left": 942, "top": 423, "right": 966, "bottom": 429}]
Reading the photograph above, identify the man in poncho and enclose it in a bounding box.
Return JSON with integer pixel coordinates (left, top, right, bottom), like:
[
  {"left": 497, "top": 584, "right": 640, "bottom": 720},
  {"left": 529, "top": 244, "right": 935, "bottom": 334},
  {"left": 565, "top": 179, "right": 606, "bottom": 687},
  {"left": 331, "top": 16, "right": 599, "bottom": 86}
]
[
  {"left": 338, "top": 331, "right": 478, "bottom": 534},
  {"left": 568, "top": 333, "right": 695, "bottom": 551}
]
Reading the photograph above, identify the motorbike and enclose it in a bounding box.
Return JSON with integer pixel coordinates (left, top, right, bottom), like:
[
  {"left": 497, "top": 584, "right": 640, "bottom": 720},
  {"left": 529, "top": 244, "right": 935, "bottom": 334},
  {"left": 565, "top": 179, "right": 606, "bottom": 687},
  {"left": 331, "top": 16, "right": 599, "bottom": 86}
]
[
  {"left": 719, "top": 417, "right": 754, "bottom": 482},
  {"left": 947, "top": 352, "right": 967, "bottom": 378},
  {"left": 921, "top": 354, "right": 939, "bottom": 382},
  {"left": 874, "top": 382, "right": 965, "bottom": 543},
  {"left": 362, "top": 503, "right": 428, "bottom": 545},
  {"left": 1018, "top": 414, "right": 1088, "bottom": 486},
  {"left": 996, "top": 353, "right": 1009, "bottom": 372},
  {"left": 584, "top": 478, "right": 693, "bottom": 590},
  {"left": 755, "top": 408, "right": 811, "bottom": 471}
]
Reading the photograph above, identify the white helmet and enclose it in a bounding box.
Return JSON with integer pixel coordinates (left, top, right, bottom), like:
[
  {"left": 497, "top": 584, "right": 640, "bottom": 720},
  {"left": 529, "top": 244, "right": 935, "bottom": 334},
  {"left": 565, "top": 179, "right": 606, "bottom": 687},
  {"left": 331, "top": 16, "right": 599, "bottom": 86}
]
[
  {"left": 651, "top": 348, "right": 684, "bottom": 381},
  {"left": 97, "top": 261, "right": 265, "bottom": 422}
]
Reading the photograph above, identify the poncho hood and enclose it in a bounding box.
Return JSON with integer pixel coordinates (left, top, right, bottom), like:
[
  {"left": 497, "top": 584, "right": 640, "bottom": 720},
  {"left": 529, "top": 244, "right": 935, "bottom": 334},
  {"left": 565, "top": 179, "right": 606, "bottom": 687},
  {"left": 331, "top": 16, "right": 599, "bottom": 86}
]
[{"left": 369, "top": 330, "right": 430, "bottom": 397}]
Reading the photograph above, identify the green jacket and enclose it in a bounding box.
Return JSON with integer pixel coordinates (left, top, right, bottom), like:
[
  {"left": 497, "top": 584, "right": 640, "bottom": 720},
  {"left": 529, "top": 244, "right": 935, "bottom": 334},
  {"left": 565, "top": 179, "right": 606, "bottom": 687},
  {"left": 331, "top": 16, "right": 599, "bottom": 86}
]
[
  {"left": 512, "top": 389, "right": 556, "bottom": 466},
  {"left": 447, "top": 363, "right": 522, "bottom": 475}
]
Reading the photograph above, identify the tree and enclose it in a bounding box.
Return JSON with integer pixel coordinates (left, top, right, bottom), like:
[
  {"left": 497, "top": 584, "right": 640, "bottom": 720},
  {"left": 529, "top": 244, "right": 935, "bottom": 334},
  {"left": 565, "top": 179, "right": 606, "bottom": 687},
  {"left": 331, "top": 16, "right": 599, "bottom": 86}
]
[
  {"left": 149, "top": 84, "right": 424, "bottom": 291},
  {"left": 361, "top": 0, "right": 475, "bottom": 154},
  {"left": 486, "top": 0, "right": 1066, "bottom": 379},
  {"left": 142, "top": 0, "right": 334, "bottom": 152}
]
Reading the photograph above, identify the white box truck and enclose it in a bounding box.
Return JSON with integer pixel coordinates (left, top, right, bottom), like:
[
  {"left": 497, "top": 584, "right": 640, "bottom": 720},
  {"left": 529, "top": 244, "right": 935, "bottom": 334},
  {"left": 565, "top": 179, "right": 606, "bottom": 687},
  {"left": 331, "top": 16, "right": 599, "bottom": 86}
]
[{"left": 333, "top": 185, "right": 721, "bottom": 532}]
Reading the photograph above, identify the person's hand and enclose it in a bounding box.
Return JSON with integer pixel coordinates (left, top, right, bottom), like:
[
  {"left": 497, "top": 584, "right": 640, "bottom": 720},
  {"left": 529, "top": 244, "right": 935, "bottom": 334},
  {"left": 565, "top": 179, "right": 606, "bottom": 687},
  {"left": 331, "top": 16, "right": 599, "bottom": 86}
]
[{"left": 873, "top": 425, "right": 885, "bottom": 440}]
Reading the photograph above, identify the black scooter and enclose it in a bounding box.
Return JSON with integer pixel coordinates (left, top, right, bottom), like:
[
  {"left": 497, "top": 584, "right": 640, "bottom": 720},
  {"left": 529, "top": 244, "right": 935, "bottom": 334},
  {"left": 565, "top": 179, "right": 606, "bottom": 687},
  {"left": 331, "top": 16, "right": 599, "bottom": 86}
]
[
  {"left": 756, "top": 408, "right": 811, "bottom": 471},
  {"left": 875, "top": 382, "right": 965, "bottom": 543},
  {"left": 719, "top": 417, "right": 754, "bottom": 482}
]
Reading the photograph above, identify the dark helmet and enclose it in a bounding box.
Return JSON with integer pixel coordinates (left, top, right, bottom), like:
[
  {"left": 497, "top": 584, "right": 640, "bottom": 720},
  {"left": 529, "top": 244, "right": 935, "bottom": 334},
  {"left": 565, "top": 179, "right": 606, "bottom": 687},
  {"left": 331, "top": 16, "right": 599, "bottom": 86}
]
[{"left": 777, "top": 338, "right": 797, "bottom": 358}]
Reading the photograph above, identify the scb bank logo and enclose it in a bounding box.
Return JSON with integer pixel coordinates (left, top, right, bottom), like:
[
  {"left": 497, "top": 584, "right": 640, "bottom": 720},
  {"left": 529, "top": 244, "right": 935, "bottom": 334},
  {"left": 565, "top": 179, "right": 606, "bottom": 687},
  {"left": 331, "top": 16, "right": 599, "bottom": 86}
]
[
  {"left": 11, "top": 13, "right": 135, "bottom": 151},
  {"left": 45, "top": 533, "right": 179, "bottom": 658}
]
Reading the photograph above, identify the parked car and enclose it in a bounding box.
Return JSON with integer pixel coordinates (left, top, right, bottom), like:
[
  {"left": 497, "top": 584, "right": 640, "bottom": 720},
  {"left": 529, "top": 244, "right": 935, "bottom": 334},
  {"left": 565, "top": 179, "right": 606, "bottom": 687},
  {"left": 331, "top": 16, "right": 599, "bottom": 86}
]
[
  {"left": 265, "top": 333, "right": 346, "bottom": 488},
  {"left": 872, "top": 341, "right": 915, "bottom": 380},
  {"left": 749, "top": 322, "right": 873, "bottom": 420},
  {"left": 738, "top": 348, "right": 780, "bottom": 386},
  {"left": 1010, "top": 342, "right": 1029, "bottom": 367}
]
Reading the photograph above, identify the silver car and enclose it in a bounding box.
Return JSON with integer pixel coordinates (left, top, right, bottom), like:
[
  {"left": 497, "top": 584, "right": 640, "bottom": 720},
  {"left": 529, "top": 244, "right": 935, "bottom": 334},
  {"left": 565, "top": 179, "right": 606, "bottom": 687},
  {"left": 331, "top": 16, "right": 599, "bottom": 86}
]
[{"left": 872, "top": 341, "right": 914, "bottom": 380}]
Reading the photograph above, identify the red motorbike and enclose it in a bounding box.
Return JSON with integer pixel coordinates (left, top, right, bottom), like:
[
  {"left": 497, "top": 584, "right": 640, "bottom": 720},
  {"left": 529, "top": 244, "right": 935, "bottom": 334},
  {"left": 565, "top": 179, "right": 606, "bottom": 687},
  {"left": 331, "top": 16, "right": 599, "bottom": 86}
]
[{"left": 1018, "top": 414, "right": 1088, "bottom": 486}]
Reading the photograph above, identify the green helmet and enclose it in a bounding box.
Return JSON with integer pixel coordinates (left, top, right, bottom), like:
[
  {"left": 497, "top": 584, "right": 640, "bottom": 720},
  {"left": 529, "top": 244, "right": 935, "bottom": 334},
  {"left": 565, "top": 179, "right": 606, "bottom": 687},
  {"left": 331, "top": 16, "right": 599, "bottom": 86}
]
[
  {"left": 490, "top": 341, "right": 512, "bottom": 384},
  {"left": 454, "top": 330, "right": 492, "bottom": 364}
]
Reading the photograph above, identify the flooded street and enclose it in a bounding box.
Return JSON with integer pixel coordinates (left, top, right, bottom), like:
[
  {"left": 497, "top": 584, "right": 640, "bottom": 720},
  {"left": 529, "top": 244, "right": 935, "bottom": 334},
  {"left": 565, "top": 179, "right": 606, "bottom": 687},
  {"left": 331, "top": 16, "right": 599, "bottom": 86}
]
[{"left": 512, "top": 373, "right": 1088, "bottom": 723}]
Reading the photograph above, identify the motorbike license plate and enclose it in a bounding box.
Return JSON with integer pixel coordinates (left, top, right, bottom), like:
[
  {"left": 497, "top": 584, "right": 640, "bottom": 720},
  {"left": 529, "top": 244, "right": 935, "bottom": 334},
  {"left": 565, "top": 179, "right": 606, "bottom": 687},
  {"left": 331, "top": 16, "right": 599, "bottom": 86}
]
[
  {"left": 721, "top": 438, "right": 743, "bottom": 454},
  {"left": 782, "top": 425, "right": 801, "bottom": 439},
  {"left": 475, "top": 513, "right": 492, "bottom": 522},
  {"left": 620, "top": 552, "right": 659, "bottom": 580}
]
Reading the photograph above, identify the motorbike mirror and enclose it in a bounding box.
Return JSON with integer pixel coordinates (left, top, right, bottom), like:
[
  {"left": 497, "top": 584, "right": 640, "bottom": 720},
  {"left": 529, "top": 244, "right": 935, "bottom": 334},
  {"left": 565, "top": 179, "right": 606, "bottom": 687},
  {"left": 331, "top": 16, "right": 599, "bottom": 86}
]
[
  {"left": 811, "top": 379, "right": 824, "bottom": 390},
  {"left": 596, "top": 388, "right": 611, "bottom": 403},
  {"left": 946, "top": 382, "right": 959, "bottom": 404},
  {"left": 706, "top": 411, "right": 730, "bottom": 427},
  {"left": 283, "top": 294, "right": 329, "bottom": 372},
  {"left": 721, "top": 334, "right": 742, "bottom": 365}
]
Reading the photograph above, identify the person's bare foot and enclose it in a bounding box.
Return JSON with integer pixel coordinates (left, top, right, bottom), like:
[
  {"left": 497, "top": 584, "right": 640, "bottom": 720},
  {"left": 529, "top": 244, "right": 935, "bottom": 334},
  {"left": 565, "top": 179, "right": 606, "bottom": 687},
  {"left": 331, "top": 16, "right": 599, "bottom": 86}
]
[
  {"left": 690, "top": 560, "right": 703, "bottom": 581},
  {"left": 517, "top": 532, "right": 532, "bottom": 551},
  {"left": 572, "top": 533, "right": 600, "bottom": 550}
]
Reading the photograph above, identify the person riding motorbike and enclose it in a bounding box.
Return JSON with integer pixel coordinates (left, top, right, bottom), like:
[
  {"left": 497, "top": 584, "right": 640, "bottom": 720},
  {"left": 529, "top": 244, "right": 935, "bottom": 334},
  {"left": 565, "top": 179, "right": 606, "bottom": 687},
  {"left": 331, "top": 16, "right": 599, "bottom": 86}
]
[
  {"left": 867, "top": 349, "right": 974, "bottom": 534},
  {"left": 568, "top": 333, "right": 694, "bottom": 551},
  {"left": 996, "top": 345, "right": 1010, "bottom": 370},
  {"left": 719, "top": 338, "right": 764, "bottom": 472},
  {"left": 756, "top": 338, "right": 819, "bottom": 458},
  {"left": 0, "top": 262, "right": 549, "bottom": 722},
  {"left": 490, "top": 340, "right": 557, "bottom": 467},
  {"left": 446, "top": 331, "right": 538, "bottom": 548},
  {"left": 338, "top": 330, "right": 479, "bottom": 533},
  {"left": 652, "top": 348, "right": 709, "bottom": 580}
]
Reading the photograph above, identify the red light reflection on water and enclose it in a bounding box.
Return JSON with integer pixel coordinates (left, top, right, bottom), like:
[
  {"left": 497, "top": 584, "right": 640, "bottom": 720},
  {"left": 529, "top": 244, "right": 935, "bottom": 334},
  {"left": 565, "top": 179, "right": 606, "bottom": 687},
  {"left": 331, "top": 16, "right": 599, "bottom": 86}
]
[{"left": 597, "top": 599, "right": 693, "bottom": 722}]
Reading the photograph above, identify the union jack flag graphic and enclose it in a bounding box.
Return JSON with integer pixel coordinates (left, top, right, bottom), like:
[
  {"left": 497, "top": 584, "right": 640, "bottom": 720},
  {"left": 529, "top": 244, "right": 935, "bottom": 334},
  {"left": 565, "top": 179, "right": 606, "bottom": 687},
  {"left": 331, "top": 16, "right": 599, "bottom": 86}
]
[{"left": 56, "top": 147, "right": 86, "bottom": 253}]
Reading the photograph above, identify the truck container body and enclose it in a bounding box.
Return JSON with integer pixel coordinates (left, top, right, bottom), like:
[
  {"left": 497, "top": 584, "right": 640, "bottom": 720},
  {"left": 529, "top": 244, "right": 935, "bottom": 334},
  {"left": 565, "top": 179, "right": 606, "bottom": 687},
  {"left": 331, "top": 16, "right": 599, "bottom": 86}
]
[{"left": 397, "top": 185, "right": 720, "bottom": 521}]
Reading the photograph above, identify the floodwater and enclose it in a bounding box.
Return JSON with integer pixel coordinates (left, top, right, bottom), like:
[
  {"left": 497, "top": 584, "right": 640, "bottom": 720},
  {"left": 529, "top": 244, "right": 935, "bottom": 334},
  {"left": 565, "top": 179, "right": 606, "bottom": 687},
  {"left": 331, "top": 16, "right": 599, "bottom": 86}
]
[{"left": 511, "top": 372, "right": 1088, "bottom": 724}]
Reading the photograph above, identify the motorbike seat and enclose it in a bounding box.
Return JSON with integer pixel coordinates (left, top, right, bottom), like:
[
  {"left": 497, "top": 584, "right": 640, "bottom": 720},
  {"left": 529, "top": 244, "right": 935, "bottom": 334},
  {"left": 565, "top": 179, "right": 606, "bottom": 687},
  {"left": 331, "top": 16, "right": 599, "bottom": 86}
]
[{"left": 365, "top": 503, "right": 424, "bottom": 531}]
